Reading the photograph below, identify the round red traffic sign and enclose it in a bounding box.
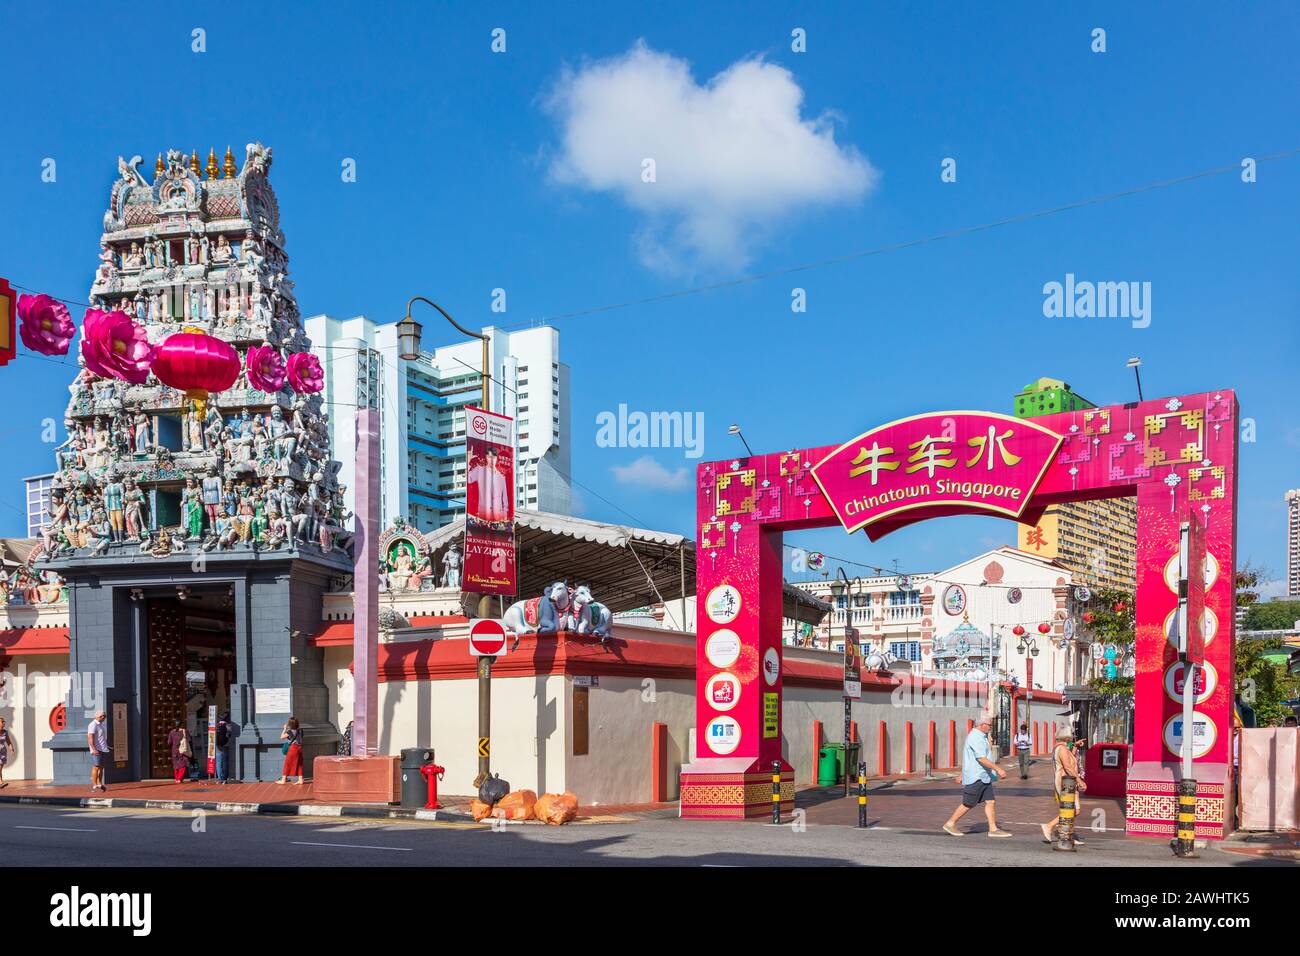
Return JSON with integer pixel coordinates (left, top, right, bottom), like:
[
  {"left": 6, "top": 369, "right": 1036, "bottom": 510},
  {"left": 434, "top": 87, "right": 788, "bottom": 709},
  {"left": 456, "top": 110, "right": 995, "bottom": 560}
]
[{"left": 469, "top": 619, "right": 508, "bottom": 656}]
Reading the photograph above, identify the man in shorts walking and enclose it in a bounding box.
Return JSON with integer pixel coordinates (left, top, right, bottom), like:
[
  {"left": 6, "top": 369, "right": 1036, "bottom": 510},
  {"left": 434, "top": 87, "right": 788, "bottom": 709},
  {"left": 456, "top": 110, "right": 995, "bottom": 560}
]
[
  {"left": 87, "top": 710, "right": 110, "bottom": 793},
  {"left": 943, "top": 714, "right": 1012, "bottom": 837}
]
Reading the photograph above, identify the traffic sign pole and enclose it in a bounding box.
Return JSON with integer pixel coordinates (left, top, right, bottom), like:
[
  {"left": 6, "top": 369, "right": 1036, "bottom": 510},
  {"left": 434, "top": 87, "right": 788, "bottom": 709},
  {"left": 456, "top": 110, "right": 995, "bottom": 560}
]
[
  {"left": 475, "top": 654, "right": 492, "bottom": 787},
  {"left": 467, "top": 618, "right": 510, "bottom": 788}
]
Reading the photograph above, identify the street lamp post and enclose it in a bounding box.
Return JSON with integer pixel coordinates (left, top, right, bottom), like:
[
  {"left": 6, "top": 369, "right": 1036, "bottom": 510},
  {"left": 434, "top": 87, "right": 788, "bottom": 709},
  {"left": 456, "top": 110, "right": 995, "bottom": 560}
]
[{"left": 401, "top": 297, "right": 497, "bottom": 789}]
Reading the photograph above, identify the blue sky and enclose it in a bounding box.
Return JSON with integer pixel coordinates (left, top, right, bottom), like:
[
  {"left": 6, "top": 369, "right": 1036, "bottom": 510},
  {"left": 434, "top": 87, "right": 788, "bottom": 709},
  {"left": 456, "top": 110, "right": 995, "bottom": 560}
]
[{"left": 0, "top": 1, "right": 1296, "bottom": 591}]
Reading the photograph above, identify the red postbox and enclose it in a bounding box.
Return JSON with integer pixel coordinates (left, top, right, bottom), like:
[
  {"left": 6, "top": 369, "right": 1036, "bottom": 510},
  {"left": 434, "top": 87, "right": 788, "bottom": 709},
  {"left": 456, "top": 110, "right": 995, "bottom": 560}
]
[
  {"left": 419, "top": 761, "right": 447, "bottom": 809},
  {"left": 1084, "top": 742, "right": 1129, "bottom": 798}
]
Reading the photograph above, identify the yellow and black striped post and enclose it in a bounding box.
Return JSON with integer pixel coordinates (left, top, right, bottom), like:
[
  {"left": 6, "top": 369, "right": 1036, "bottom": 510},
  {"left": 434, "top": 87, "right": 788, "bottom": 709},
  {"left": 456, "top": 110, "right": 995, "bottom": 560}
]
[
  {"left": 856, "top": 761, "right": 868, "bottom": 828},
  {"left": 771, "top": 760, "right": 782, "bottom": 824},
  {"left": 1053, "top": 776, "right": 1077, "bottom": 852},
  {"left": 1172, "top": 778, "right": 1198, "bottom": 858}
]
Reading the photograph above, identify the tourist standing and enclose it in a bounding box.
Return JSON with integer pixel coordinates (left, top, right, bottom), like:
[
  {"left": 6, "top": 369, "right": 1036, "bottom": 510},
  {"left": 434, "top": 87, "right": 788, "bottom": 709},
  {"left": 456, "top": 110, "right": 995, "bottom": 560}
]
[
  {"left": 166, "top": 720, "right": 192, "bottom": 783},
  {"left": 277, "top": 717, "right": 305, "bottom": 785},
  {"left": 1041, "top": 729, "right": 1087, "bottom": 844},
  {"left": 87, "top": 710, "right": 110, "bottom": 792},
  {"left": 0, "top": 716, "right": 13, "bottom": 788},
  {"left": 1014, "top": 723, "right": 1032, "bottom": 779},
  {"left": 943, "top": 714, "right": 1012, "bottom": 837},
  {"left": 215, "top": 712, "right": 233, "bottom": 784}
]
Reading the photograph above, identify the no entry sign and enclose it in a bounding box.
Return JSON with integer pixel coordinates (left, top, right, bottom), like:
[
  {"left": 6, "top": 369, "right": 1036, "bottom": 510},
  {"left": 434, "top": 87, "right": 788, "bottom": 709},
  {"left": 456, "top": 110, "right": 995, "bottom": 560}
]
[{"left": 469, "top": 619, "right": 510, "bottom": 657}]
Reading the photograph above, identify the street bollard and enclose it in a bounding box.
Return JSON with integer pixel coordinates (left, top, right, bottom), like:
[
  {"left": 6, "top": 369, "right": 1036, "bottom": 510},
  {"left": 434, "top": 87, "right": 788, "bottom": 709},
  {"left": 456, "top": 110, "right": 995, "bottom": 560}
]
[
  {"left": 856, "top": 761, "right": 868, "bottom": 828},
  {"left": 1053, "top": 776, "right": 1077, "bottom": 852},
  {"left": 1171, "top": 778, "right": 1198, "bottom": 858},
  {"left": 771, "top": 760, "right": 781, "bottom": 825}
]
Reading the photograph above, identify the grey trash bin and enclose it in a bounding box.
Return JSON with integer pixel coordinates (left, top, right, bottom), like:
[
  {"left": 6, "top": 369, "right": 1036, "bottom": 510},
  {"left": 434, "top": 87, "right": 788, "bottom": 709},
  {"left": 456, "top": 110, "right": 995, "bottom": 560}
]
[{"left": 399, "top": 748, "right": 435, "bottom": 808}]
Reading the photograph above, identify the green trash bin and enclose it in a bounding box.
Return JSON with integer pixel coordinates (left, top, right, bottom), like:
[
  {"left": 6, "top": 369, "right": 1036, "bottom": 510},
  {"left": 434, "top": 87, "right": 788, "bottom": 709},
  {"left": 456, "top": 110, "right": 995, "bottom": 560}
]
[{"left": 817, "top": 746, "right": 838, "bottom": 786}]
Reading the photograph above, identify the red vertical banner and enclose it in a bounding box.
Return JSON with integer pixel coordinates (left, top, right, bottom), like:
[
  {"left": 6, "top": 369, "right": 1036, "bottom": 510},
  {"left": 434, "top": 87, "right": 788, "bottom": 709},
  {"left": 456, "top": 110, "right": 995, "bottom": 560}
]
[{"left": 463, "top": 406, "right": 516, "bottom": 595}]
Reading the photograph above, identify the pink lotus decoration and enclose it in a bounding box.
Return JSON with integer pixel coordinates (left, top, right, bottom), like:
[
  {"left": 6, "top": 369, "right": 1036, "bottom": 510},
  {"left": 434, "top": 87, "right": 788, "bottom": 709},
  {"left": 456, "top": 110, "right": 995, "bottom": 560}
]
[
  {"left": 17, "top": 294, "right": 75, "bottom": 356},
  {"left": 286, "top": 351, "right": 324, "bottom": 393},
  {"left": 81, "top": 309, "right": 155, "bottom": 383},
  {"left": 245, "top": 344, "right": 287, "bottom": 393}
]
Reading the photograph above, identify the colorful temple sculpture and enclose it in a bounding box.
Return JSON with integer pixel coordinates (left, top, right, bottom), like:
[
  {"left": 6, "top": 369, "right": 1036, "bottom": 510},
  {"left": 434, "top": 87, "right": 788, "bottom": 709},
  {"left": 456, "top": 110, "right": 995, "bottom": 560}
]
[
  {"left": 40, "top": 145, "right": 348, "bottom": 561},
  {"left": 39, "top": 145, "right": 353, "bottom": 784}
]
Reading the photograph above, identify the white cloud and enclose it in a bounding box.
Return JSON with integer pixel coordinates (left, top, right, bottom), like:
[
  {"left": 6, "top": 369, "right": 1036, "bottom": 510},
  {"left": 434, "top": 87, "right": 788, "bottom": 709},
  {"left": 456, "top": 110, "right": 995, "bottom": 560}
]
[
  {"left": 544, "top": 42, "right": 877, "bottom": 271},
  {"left": 610, "top": 454, "right": 691, "bottom": 492}
]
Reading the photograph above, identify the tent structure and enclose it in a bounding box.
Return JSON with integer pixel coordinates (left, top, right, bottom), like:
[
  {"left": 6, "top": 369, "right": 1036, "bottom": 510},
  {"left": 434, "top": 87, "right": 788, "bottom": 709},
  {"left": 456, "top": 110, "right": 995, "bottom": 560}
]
[{"left": 420, "top": 510, "right": 829, "bottom": 627}]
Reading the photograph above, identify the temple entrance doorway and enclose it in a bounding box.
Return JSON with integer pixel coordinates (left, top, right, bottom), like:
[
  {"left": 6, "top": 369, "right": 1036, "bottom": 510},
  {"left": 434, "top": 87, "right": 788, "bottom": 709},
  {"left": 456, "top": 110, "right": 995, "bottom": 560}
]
[{"left": 145, "top": 593, "right": 236, "bottom": 780}]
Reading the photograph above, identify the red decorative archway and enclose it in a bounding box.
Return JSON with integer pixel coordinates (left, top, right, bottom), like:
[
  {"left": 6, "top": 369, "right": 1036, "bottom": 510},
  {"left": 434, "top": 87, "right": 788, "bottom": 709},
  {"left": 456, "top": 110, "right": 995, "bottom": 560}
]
[{"left": 684, "top": 390, "right": 1237, "bottom": 839}]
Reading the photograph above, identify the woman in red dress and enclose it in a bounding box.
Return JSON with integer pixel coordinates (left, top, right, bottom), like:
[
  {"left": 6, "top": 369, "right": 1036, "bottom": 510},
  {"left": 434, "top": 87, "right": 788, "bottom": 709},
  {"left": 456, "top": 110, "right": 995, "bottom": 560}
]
[{"left": 277, "top": 717, "right": 305, "bottom": 785}]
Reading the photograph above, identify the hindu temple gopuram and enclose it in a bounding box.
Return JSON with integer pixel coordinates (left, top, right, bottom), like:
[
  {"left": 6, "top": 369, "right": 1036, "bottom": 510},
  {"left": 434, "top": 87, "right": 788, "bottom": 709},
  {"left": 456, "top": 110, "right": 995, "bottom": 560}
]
[{"left": 39, "top": 144, "right": 353, "bottom": 783}]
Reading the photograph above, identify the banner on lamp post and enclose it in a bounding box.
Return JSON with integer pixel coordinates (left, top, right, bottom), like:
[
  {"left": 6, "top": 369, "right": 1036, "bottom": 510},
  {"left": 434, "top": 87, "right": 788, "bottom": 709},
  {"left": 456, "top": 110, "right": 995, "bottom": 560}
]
[{"left": 463, "top": 406, "right": 516, "bottom": 595}]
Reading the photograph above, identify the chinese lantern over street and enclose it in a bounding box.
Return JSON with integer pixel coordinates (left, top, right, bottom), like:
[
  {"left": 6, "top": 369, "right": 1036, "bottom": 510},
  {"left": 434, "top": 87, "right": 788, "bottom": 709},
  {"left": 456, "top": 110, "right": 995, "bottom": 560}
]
[
  {"left": 1037, "top": 622, "right": 1051, "bottom": 635},
  {"left": 150, "top": 330, "right": 240, "bottom": 418},
  {"left": 1012, "top": 625, "right": 1025, "bottom": 637}
]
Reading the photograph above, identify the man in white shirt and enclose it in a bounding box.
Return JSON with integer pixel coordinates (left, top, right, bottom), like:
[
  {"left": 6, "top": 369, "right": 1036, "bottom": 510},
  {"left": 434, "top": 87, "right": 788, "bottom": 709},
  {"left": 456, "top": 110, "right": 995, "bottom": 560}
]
[
  {"left": 1014, "top": 723, "right": 1033, "bottom": 778},
  {"left": 87, "top": 710, "right": 110, "bottom": 793}
]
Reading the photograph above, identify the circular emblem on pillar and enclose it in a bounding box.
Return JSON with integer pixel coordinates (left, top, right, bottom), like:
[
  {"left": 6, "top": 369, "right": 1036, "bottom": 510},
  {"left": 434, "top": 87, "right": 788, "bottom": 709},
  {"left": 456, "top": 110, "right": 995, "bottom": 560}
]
[
  {"left": 1163, "top": 550, "right": 1219, "bottom": 593},
  {"left": 705, "top": 671, "right": 741, "bottom": 712},
  {"left": 1162, "top": 711, "right": 1217, "bottom": 760},
  {"left": 49, "top": 703, "right": 66, "bottom": 734},
  {"left": 1163, "top": 660, "right": 1218, "bottom": 705},
  {"left": 705, "top": 584, "right": 742, "bottom": 624},
  {"left": 704, "top": 629, "right": 741, "bottom": 669},
  {"left": 762, "top": 646, "right": 780, "bottom": 686},
  {"left": 704, "top": 715, "right": 742, "bottom": 755},
  {"left": 1163, "top": 606, "right": 1218, "bottom": 649}
]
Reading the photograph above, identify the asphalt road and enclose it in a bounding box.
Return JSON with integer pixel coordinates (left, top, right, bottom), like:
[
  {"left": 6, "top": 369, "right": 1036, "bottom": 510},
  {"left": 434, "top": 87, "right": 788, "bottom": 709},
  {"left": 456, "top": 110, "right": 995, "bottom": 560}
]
[{"left": 0, "top": 804, "right": 1287, "bottom": 867}]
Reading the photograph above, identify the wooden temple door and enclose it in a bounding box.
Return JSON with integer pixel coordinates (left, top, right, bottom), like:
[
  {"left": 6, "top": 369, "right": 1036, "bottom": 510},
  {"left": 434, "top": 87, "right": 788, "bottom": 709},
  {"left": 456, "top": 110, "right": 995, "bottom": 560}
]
[{"left": 146, "top": 602, "right": 185, "bottom": 779}]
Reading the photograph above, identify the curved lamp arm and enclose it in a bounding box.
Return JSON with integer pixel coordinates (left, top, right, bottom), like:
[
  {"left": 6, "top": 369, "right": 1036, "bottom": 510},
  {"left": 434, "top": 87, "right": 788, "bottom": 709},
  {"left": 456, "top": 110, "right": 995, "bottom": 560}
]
[{"left": 405, "top": 296, "right": 484, "bottom": 342}]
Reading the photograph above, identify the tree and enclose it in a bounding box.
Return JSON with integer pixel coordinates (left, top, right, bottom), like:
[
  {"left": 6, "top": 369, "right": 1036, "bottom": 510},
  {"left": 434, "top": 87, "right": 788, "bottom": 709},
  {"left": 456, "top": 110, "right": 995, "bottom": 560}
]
[
  {"left": 1084, "top": 588, "right": 1135, "bottom": 698},
  {"left": 1236, "top": 636, "right": 1300, "bottom": 726},
  {"left": 1242, "top": 600, "right": 1300, "bottom": 632}
]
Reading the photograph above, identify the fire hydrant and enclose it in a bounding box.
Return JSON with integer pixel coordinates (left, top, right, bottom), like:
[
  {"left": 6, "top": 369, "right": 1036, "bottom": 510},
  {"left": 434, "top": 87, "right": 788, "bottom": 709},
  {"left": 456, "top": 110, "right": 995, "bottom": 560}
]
[{"left": 419, "top": 761, "right": 447, "bottom": 810}]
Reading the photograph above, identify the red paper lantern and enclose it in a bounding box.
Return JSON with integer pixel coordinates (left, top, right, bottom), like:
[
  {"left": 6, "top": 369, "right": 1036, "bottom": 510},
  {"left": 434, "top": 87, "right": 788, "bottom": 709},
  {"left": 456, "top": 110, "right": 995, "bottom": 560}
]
[
  {"left": 151, "top": 331, "right": 240, "bottom": 418},
  {"left": 1082, "top": 611, "right": 1095, "bottom": 624},
  {"left": 1012, "top": 625, "right": 1025, "bottom": 637},
  {"left": 1037, "top": 622, "right": 1051, "bottom": 635}
]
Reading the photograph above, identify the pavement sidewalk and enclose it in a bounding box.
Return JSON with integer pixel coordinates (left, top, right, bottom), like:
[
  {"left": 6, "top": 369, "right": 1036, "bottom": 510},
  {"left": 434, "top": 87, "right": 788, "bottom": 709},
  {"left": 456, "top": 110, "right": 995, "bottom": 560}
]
[{"left": 0, "top": 777, "right": 675, "bottom": 825}]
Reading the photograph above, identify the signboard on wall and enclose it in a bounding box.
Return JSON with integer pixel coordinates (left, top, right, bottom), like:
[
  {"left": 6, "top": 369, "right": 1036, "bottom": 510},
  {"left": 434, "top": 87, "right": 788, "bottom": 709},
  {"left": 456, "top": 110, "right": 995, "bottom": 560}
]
[
  {"left": 463, "top": 406, "right": 517, "bottom": 595},
  {"left": 257, "top": 687, "right": 291, "bottom": 714},
  {"left": 112, "top": 702, "right": 128, "bottom": 769}
]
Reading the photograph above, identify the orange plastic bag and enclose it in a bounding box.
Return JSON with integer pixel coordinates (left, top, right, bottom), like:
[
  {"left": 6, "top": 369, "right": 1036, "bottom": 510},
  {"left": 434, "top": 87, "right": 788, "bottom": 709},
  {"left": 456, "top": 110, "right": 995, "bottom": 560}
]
[
  {"left": 490, "top": 789, "right": 537, "bottom": 821},
  {"left": 470, "top": 799, "right": 493, "bottom": 822},
  {"left": 535, "top": 791, "right": 579, "bottom": 825}
]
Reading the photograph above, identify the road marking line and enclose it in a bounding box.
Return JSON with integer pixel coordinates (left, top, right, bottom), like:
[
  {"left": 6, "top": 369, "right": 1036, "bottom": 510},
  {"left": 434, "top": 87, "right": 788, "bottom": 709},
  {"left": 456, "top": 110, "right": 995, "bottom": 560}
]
[
  {"left": 15, "top": 825, "right": 99, "bottom": 832},
  {"left": 290, "top": 841, "right": 412, "bottom": 851}
]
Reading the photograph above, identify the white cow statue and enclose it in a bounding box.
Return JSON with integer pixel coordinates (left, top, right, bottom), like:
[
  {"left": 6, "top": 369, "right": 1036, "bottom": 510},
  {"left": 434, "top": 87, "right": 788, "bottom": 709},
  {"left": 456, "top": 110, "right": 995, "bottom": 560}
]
[
  {"left": 571, "top": 584, "right": 613, "bottom": 642},
  {"left": 503, "top": 581, "right": 571, "bottom": 648}
]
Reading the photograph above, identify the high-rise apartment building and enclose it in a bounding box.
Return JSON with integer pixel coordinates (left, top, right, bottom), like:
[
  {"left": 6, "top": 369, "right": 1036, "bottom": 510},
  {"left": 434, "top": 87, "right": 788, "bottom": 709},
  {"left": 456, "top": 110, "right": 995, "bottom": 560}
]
[
  {"left": 23, "top": 472, "right": 55, "bottom": 538},
  {"left": 1287, "top": 489, "right": 1300, "bottom": 597},
  {"left": 1012, "top": 376, "right": 1137, "bottom": 592},
  {"left": 1016, "top": 498, "right": 1137, "bottom": 592},
  {"left": 305, "top": 316, "right": 571, "bottom": 531}
]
